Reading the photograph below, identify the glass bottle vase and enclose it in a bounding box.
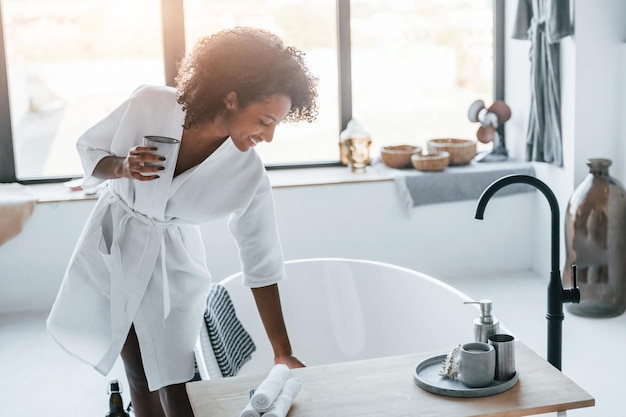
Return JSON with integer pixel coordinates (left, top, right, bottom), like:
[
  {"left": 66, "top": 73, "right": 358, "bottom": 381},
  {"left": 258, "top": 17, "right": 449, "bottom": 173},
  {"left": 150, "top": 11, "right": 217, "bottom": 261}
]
[{"left": 563, "top": 158, "right": 626, "bottom": 317}]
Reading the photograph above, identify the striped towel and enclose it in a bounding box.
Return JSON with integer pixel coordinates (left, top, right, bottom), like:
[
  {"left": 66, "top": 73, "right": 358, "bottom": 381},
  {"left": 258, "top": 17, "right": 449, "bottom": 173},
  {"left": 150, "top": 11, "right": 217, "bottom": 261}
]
[{"left": 204, "top": 283, "right": 256, "bottom": 377}]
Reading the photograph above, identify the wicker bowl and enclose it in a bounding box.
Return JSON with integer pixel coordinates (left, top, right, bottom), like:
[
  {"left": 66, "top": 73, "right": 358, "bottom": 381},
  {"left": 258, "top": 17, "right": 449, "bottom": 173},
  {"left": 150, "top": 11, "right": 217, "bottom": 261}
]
[
  {"left": 411, "top": 151, "right": 450, "bottom": 172},
  {"left": 427, "top": 138, "right": 476, "bottom": 166},
  {"left": 380, "top": 145, "right": 422, "bottom": 169}
]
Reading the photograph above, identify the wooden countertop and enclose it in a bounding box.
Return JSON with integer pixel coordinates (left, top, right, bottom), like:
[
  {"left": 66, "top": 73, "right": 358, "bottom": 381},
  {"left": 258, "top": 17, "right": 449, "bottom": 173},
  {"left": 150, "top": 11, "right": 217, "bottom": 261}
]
[{"left": 186, "top": 341, "right": 594, "bottom": 417}]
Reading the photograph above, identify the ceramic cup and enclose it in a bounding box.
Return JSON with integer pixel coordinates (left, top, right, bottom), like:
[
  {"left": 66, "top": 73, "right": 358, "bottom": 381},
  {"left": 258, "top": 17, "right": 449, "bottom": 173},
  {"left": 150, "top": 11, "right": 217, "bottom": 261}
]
[
  {"left": 488, "top": 334, "right": 516, "bottom": 381},
  {"left": 460, "top": 342, "right": 496, "bottom": 388}
]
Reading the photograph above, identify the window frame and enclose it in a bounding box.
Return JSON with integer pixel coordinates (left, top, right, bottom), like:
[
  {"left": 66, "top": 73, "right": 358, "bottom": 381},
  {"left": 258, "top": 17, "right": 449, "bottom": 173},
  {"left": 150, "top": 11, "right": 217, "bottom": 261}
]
[{"left": 0, "top": 0, "right": 504, "bottom": 184}]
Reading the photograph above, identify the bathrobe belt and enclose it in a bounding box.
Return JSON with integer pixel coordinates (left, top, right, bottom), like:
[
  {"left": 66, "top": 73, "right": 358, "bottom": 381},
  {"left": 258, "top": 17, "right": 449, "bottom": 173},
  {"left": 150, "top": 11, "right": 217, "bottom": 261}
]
[{"left": 107, "top": 189, "right": 183, "bottom": 322}]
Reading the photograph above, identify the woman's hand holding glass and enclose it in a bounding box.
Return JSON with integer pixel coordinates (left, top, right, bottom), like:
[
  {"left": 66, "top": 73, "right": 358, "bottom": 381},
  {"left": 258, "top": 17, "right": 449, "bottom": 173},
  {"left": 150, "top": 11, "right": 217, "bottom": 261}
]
[{"left": 122, "top": 145, "right": 165, "bottom": 181}]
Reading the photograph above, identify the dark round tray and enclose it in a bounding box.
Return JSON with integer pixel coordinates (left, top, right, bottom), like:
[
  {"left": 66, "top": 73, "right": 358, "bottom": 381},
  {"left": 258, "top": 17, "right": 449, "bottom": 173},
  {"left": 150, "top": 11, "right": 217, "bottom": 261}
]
[{"left": 413, "top": 354, "right": 519, "bottom": 398}]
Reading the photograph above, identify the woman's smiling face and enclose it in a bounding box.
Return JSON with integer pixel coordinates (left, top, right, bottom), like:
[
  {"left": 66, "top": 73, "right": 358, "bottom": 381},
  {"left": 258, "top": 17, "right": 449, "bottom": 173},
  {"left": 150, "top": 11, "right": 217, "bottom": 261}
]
[{"left": 225, "top": 93, "right": 292, "bottom": 152}]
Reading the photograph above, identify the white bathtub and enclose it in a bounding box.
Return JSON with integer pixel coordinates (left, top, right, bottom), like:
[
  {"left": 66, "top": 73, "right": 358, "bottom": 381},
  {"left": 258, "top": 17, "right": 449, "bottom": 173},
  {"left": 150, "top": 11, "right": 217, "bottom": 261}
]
[{"left": 197, "top": 258, "right": 506, "bottom": 378}]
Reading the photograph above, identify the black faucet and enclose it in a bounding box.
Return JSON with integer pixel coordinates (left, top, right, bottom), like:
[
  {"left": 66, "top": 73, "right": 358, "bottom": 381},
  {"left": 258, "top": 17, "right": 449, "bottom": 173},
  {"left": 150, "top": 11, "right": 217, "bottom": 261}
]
[{"left": 474, "top": 174, "right": 580, "bottom": 370}]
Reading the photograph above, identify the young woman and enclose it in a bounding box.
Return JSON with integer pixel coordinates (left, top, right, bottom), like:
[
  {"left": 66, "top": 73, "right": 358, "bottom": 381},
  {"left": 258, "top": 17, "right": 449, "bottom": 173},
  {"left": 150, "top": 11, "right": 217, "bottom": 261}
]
[{"left": 47, "top": 27, "right": 318, "bottom": 417}]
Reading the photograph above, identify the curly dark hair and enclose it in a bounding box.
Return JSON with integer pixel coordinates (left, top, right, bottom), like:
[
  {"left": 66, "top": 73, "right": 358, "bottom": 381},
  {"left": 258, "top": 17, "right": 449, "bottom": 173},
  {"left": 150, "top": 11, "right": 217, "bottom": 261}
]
[{"left": 176, "top": 27, "right": 319, "bottom": 129}]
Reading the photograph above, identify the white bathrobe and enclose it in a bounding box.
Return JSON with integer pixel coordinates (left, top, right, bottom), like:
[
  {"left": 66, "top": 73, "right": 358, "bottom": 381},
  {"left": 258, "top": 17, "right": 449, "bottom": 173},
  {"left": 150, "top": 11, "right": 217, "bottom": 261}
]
[{"left": 47, "top": 85, "right": 286, "bottom": 391}]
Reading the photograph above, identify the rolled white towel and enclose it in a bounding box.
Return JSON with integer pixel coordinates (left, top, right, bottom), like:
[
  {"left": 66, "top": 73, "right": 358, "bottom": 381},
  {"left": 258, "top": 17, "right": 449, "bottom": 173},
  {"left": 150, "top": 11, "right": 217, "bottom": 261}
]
[
  {"left": 263, "top": 377, "right": 302, "bottom": 417},
  {"left": 239, "top": 400, "right": 261, "bottom": 417},
  {"left": 251, "top": 364, "right": 290, "bottom": 412}
]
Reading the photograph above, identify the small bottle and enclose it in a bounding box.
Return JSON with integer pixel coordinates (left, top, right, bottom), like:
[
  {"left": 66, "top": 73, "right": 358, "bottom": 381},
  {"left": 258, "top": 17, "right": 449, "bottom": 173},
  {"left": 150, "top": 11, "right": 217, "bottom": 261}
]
[
  {"left": 106, "top": 380, "right": 130, "bottom": 417},
  {"left": 464, "top": 299, "right": 500, "bottom": 343}
]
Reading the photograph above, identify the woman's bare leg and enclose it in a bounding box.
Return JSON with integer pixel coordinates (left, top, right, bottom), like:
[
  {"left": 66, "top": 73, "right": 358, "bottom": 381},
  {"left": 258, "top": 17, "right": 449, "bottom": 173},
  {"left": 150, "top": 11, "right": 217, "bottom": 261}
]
[
  {"left": 120, "top": 325, "right": 166, "bottom": 417},
  {"left": 159, "top": 383, "right": 195, "bottom": 417}
]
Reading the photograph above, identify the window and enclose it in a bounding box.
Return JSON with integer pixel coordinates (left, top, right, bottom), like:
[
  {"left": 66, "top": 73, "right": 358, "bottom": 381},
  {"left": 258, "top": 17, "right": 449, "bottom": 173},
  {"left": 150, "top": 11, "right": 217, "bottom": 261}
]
[
  {"left": 0, "top": 0, "right": 165, "bottom": 182},
  {"left": 350, "top": 1, "right": 495, "bottom": 147},
  {"left": 0, "top": 0, "right": 501, "bottom": 183}
]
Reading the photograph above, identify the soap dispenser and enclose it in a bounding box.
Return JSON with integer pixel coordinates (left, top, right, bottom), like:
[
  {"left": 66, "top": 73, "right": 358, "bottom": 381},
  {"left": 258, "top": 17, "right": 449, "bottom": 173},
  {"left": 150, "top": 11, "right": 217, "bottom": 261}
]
[{"left": 464, "top": 299, "right": 500, "bottom": 343}]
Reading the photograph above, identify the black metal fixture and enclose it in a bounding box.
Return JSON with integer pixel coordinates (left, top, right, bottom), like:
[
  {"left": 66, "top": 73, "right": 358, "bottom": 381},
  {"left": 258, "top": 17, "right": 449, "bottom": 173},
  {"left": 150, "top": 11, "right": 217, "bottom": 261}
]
[{"left": 474, "top": 174, "right": 580, "bottom": 370}]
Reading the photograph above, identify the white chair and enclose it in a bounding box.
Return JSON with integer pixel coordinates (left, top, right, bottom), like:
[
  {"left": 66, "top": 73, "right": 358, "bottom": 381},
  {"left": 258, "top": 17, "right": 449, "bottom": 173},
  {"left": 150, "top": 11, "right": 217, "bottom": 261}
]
[{"left": 196, "top": 258, "right": 506, "bottom": 378}]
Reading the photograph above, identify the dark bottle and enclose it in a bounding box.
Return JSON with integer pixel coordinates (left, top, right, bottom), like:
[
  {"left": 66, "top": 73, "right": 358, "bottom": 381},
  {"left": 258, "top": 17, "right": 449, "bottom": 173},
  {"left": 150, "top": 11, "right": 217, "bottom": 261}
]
[
  {"left": 106, "top": 380, "right": 130, "bottom": 417},
  {"left": 563, "top": 158, "right": 626, "bottom": 317}
]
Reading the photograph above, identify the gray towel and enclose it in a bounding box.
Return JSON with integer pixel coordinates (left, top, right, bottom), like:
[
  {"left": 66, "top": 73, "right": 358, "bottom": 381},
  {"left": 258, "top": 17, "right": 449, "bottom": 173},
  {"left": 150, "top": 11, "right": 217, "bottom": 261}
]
[
  {"left": 204, "top": 283, "right": 256, "bottom": 377},
  {"left": 396, "top": 162, "right": 536, "bottom": 212},
  {"left": 512, "top": 0, "right": 573, "bottom": 166},
  {"left": 512, "top": 0, "right": 574, "bottom": 43}
]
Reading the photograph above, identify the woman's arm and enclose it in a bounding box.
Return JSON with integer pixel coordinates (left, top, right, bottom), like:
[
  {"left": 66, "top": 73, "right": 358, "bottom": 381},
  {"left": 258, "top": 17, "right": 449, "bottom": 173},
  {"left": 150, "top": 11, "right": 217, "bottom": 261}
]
[
  {"left": 251, "top": 283, "right": 305, "bottom": 368},
  {"left": 77, "top": 90, "right": 163, "bottom": 184},
  {"left": 92, "top": 156, "right": 125, "bottom": 179}
]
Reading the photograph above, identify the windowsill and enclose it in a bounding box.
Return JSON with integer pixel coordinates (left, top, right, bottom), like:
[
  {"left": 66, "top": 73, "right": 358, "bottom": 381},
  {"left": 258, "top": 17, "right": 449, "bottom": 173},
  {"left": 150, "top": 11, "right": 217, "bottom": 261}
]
[
  {"left": 268, "top": 162, "right": 396, "bottom": 188},
  {"left": 19, "top": 162, "right": 396, "bottom": 204},
  {"left": 16, "top": 158, "right": 533, "bottom": 204}
]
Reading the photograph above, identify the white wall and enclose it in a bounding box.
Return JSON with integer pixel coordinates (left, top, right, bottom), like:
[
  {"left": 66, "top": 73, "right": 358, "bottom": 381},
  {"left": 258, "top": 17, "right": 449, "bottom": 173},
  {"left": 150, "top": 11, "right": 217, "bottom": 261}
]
[
  {"left": 505, "top": 0, "right": 626, "bottom": 182},
  {"left": 573, "top": 0, "right": 626, "bottom": 184},
  {"left": 0, "top": 180, "right": 535, "bottom": 313},
  {"left": 503, "top": 0, "right": 626, "bottom": 274}
]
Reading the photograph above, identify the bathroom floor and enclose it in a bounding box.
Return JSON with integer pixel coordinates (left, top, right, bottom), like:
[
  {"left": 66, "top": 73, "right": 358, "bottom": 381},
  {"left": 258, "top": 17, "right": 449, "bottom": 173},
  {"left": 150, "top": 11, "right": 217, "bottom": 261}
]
[{"left": 1, "top": 270, "right": 623, "bottom": 416}]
